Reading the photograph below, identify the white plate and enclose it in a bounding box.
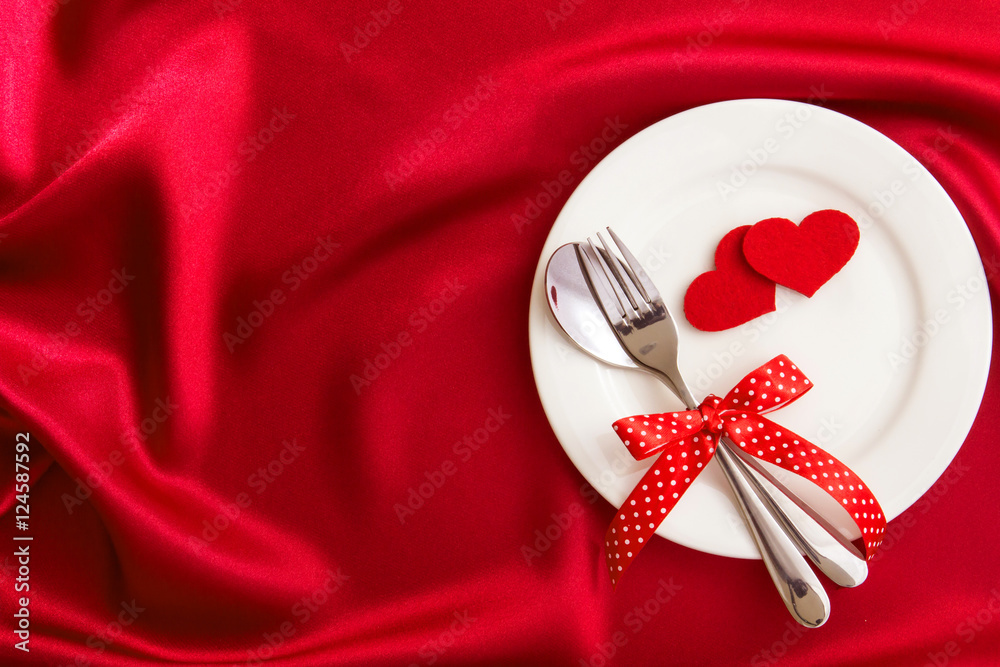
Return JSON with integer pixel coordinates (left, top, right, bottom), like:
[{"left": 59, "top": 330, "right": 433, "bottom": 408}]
[{"left": 527, "top": 99, "right": 993, "bottom": 559}]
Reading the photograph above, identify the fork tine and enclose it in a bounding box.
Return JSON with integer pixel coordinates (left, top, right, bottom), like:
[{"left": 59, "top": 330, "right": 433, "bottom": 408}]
[
  {"left": 596, "top": 231, "right": 645, "bottom": 311},
  {"left": 605, "top": 228, "right": 651, "bottom": 303},
  {"left": 586, "top": 237, "right": 637, "bottom": 319},
  {"left": 575, "top": 243, "right": 625, "bottom": 323},
  {"left": 607, "top": 227, "right": 662, "bottom": 304},
  {"left": 597, "top": 233, "right": 652, "bottom": 313}
]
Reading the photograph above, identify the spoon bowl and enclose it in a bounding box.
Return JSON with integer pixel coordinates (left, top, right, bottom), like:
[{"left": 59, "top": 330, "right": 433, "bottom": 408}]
[{"left": 544, "top": 242, "right": 633, "bottom": 368}]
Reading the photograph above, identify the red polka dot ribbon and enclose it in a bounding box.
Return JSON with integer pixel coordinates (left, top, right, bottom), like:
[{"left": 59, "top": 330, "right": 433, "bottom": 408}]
[{"left": 605, "top": 354, "right": 884, "bottom": 588}]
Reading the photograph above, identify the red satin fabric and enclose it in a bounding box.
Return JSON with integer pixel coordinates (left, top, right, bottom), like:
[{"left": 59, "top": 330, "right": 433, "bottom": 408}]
[{"left": 2, "top": 1, "right": 1000, "bottom": 666}]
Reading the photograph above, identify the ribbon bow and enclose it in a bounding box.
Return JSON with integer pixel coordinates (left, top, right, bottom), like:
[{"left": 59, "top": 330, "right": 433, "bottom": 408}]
[{"left": 605, "top": 355, "right": 885, "bottom": 587}]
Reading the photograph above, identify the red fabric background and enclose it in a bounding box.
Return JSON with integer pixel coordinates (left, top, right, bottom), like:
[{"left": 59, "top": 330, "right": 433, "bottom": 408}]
[{"left": 2, "top": 1, "right": 999, "bottom": 665}]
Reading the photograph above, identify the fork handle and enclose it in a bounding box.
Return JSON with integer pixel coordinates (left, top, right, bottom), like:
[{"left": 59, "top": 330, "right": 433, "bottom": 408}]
[{"left": 714, "top": 441, "right": 830, "bottom": 628}]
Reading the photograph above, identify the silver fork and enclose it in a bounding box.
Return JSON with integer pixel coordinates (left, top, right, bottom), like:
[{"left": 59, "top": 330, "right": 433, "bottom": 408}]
[{"left": 577, "top": 229, "right": 864, "bottom": 627}]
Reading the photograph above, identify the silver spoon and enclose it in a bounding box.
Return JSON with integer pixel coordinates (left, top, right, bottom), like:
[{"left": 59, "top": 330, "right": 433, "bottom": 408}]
[{"left": 544, "top": 242, "right": 867, "bottom": 591}]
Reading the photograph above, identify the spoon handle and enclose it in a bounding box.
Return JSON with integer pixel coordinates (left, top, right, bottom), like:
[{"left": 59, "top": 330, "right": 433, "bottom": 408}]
[
  {"left": 647, "top": 371, "right": 834, "bottom": 627},
  {"left": 714, "top": 441, "right": 830, "bottom": 627}
]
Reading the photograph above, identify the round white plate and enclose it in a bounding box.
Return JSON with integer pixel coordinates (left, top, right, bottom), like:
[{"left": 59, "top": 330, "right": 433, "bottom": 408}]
[{"left": 528, "top": 99, "right": 993, "bottom": 559}]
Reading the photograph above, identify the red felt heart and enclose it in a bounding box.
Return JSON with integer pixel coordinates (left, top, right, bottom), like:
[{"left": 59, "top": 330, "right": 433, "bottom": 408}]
[
  {"left": 742, "top": 210, "right": 860, "bottom": 297},
  {"left": 684, "top": 226, "right": 776, "bottom": 332}
]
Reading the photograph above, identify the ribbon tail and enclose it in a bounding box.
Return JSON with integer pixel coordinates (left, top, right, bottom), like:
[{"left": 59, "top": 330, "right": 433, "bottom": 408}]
[
  {"left": 605, "top": 433, "right": 716, "bottom": 588},
  {"left": 723, "top": 414, "right": 886, "bottom": 559}
]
